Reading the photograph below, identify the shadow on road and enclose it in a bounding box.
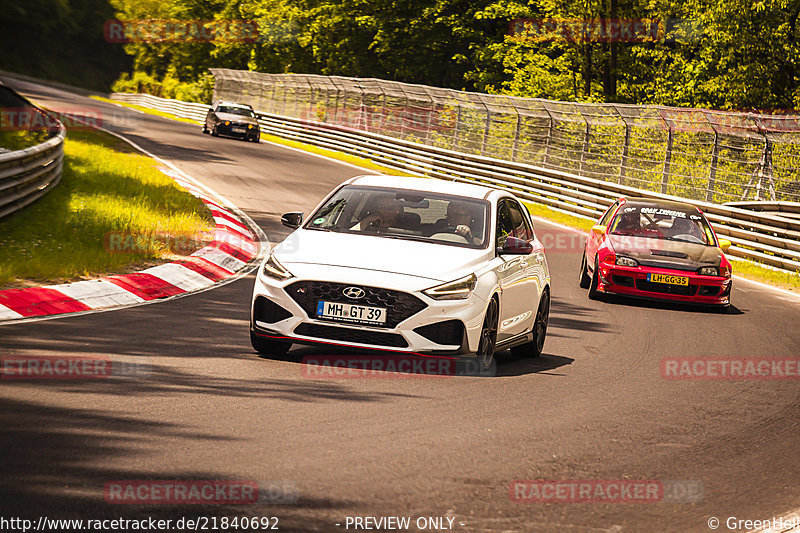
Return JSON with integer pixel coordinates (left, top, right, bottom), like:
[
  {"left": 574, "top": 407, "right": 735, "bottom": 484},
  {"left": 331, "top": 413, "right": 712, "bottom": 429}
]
[
  {"left": 0, "top": 395, "right": 351, "bottom": 531},
  {"left": 597, "top": 293, "right": 744, "bottom": 315}
]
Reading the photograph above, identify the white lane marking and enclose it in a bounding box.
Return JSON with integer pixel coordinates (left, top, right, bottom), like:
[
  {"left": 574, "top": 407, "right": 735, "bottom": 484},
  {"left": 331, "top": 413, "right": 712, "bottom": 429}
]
[
  {"left": 141, "top": 263, "right": 215, "bottom": 292},
  {"left": 0, "top": 304, "right": 24, "bottom": 320},
  {"left": 190, "top": 247, "right": 244, "bottom": 273},
  {"left": 43, "top": 279, "right": 145, "bottom": 309}
]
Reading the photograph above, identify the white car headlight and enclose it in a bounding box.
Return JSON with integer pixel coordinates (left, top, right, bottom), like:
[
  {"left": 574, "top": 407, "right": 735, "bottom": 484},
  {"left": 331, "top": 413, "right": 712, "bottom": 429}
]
[
  {"left": 698, "top": 266, "right": 718, "bottom": 276},
  {"left": 262, "top": 252, "right": 293, "bottom": 280},
  {"left": 423, "top": 273, "right": 477, "bottom": 300},
  {"left": 615, "top": 256, "right": 639, "bottom": 267}
]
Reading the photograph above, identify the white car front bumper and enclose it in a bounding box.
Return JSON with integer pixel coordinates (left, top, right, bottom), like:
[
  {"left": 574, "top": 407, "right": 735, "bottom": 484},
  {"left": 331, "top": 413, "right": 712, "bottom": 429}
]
[{"left": 250, "top": 264, "right": 489, "bottom": 356}]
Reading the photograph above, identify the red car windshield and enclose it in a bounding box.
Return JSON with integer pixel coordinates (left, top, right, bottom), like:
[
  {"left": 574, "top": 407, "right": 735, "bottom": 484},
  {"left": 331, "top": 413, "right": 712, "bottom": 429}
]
[{"left": 610, "top": 205, "right": 715, "bottom": 245}]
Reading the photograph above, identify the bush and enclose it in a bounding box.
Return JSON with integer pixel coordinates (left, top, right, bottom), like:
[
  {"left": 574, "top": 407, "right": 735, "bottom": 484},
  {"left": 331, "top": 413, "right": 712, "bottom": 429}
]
[{"left": 111, "top": 71, "right": 213, "bottom": 104}]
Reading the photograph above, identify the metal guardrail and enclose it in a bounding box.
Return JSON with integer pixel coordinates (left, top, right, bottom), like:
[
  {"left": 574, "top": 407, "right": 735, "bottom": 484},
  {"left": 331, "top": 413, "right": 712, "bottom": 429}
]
[
  {"left": 0, "top": 85, "right": 65, "bottom": 220},
  {"left": 210, "top": 69, "right": 800, "bottom": 206},
  {"left": 110, "top": 91, "right": 800, "bottom": 273},
  {"left": 110, "top": 93, "right": 210, "bottom": 123}
]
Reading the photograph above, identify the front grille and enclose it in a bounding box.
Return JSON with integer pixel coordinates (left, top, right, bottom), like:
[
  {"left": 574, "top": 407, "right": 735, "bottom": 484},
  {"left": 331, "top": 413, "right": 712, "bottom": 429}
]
[
  {"left": 294, "top": 323, "right": 408, "bottom": 348},
  {"left": 612, "top": 274, "right": 635, "bottom": 287},
  {"left": 413, "top": 320, "right": 464, "bottom": 346},
  {"left": 286, "top": 281, "right": 427, "bottom": 328},
  {"left": 635, "top": 279, "right": 698, "bottom": 296},
  {"left": 253, "top": 296, "right": 293, "bottom": 324}
]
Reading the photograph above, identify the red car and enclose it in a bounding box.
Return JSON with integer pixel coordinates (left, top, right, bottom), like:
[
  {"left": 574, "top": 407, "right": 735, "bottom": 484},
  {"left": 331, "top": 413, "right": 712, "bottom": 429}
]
[{"left": 579, "top": 197, "right": 733, "bottom": 308}]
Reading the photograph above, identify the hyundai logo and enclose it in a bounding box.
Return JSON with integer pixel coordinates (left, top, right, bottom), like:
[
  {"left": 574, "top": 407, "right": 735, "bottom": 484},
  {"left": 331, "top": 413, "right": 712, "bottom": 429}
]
[{"left": 342, "top": 287, "right": 365, "bottom": 299}]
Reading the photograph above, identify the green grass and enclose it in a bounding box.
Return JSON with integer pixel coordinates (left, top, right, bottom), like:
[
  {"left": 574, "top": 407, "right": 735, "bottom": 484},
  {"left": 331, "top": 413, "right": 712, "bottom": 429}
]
[
  {"left": 259, "top": 132, "right": 418, "bottom": 177},
  {"left": 522, "top": 201, "right": 596, "bottom": 232},
  {"left": 89, "top": 95, "right": 200, "bottom": 125},
  {"left": 0, "top": 128, "right": 50, "bottom": 152},
  {"left": 727, "top": 258, "right": 800, "bottom": 292},
  {"left": 0, "top": 106, "right": 52, "bottom": 152},
  {"left": 0, "top": 127, "right": 213, "bottom": 288}
]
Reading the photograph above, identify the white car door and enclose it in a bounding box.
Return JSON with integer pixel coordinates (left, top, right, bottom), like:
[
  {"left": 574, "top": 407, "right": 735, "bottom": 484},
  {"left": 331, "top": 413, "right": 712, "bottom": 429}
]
[{"left": 494, "top": 199, "right": 535, "bottom": 343}]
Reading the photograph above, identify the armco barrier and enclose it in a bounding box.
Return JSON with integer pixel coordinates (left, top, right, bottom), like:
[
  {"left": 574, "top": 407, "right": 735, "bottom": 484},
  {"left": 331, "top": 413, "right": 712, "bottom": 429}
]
[
  {"left": 110, "top": 93, "right": 210, "bottom": 123},
  {"left": 110, "top": 91, "right": 800, "bottom": 273},
  {"left": 209, "top": 69, "right": 800, "bottom": 205},
  {"left": 0, "top": 85, "right": 65, "bottom": 219}
]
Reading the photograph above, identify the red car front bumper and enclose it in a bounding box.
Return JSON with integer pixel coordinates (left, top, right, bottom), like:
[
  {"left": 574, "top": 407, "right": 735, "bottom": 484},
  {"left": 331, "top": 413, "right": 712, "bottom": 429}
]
[{"left": 594, "top": 263, "right": 731, "bottom": 306}]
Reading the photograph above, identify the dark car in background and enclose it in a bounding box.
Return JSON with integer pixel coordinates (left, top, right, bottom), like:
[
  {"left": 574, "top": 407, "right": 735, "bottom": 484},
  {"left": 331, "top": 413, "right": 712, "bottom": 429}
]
[{"left": 203, "top": 101, "right": 260, "bottom": 142}]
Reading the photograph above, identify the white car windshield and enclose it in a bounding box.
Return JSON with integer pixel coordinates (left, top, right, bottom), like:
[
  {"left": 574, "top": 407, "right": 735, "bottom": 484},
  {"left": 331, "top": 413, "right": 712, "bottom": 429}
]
[
  {"left": 305, "top": 185, "right": 489, "bottom": 248},
  {"left": 610, "top": 205, "right": 715, "bottom": 245}
]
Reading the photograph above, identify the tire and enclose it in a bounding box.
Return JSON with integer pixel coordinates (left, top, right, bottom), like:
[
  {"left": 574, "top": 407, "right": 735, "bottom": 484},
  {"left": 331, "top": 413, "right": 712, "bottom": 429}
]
[
  {"left": 510, "top": 289, "right": 550, "bottom": 358},
  {"left": 476, "top": 298, "right": 499, "bottom": 371},
  {"left": 202, "top": 123, "right": 209, "bottom": 134},
  {"left": 588, "top": 256, "right": 600, "bottom": 300},
  {"left": 250, "top": 330, "right": 291, "bottom": 356},
  {"left": 579, "top": 254, "right": 591, "bottom": 289}
]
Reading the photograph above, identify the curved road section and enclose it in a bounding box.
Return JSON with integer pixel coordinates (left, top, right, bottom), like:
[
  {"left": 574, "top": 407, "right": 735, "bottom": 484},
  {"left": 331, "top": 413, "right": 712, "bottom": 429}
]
[{"left": 1, "top": 75, "right": 799, "bottom": 533}]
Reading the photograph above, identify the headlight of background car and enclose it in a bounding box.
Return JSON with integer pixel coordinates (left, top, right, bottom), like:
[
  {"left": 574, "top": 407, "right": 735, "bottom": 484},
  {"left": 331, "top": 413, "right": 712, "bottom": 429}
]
[
  {"left": 423, "top": 274, "right": 477, "bottom": 301},
  {"left": 615, "top": 256, "right": 639, "bottom": 267},
  {"left": 698, "top": 266, "right": 719, "bottom": 276},
  {"left": 262, "top": 253, "right": 293, "bottom": 280}
]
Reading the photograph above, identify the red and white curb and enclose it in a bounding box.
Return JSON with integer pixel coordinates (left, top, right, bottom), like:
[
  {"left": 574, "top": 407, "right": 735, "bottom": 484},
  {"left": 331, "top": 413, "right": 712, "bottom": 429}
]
[{"left": 0, "top": 133, "right": 266, "bottom": 323}]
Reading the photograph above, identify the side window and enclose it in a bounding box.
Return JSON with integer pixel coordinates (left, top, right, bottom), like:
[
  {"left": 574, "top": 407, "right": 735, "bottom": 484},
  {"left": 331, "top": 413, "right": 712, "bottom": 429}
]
[
  {"left": 599, "top": 201, "right": 619, "bottom": 226},
  {"left": 496, "top": 201, "right": 516, "bottom": 248},
  {"left": 507, "top": 201, "right": 533, "bottom": 241}
]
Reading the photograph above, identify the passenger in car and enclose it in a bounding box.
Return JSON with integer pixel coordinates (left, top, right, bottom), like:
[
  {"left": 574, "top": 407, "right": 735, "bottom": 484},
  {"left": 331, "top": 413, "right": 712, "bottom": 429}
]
[{"left": 351, "top": 195, "right": 401, "bottom": 232}]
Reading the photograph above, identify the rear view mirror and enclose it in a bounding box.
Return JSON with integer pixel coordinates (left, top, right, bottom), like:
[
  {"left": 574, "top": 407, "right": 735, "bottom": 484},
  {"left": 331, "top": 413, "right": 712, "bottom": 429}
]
[
  {"left": 718, "top": 238, "right": 731, "bottom": 252},
  {"left": 281, "top": 212, "right": 303, "bottom": 229},
  {"left": 591, "top": 225, "right": 607, "bottom": 236}
]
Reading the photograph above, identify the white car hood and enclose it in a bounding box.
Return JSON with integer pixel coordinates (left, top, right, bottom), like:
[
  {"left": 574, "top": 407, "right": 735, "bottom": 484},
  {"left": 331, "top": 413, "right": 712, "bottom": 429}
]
[{"left": 273, "top": 229, "right": 490, "bottom": 283}]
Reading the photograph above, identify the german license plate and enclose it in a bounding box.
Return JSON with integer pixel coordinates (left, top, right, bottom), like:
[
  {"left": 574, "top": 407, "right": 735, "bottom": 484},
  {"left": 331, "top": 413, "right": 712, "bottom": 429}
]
[
  {"left": 316, "top": 301, "right": 386, "bottom": 325},
  {"left": 648, "top": 273, "right": 689, "bottom": 286},
  {"left": 231, "top": 127, "right": 246, "bottom": 133}
]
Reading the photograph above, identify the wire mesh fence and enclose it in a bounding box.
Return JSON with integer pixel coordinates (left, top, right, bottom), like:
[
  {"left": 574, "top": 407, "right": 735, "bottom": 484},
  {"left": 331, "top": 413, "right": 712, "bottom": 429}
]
[{"left": 210, "top": 69, "right": 800, "bottom": 204}]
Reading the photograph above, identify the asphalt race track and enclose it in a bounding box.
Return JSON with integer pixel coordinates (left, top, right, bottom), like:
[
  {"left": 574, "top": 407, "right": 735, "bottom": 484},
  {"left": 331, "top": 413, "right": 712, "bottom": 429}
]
[{"left": 1, "top": 76, "right": 800, "bottom": 532}]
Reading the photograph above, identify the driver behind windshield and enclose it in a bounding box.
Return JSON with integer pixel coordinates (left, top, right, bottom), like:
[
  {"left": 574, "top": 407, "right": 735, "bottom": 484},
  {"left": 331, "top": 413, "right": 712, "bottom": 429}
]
[
  {"left": 669, "top": 217, "right": 704, "bottom": 241},
  {"left": 431, "top": 202, "right": 480, "bottom": 244},
  {"left": 612, "top": 210, "right": 641, "bottom": 234}
]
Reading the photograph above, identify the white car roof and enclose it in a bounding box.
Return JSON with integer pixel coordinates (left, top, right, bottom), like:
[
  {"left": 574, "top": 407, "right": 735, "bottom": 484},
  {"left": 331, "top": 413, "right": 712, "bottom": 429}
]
[{"left": 348, "top": 175, "right": 500, "bottom": 200}]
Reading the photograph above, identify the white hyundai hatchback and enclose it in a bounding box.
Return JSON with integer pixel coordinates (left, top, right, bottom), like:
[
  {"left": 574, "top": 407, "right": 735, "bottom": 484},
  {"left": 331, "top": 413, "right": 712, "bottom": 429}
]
[{"left": 250, "top": 175, "right": 551, "bottom": 370}]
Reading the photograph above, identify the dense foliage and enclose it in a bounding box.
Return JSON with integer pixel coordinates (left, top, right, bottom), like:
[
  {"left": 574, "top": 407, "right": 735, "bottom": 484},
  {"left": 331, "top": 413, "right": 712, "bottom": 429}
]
[
  {"left": 4, "top": 0, "right": 799, "bottom": 109},
  {"left": 0, "top": 0, "right": 131, "bottom": 90}
]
